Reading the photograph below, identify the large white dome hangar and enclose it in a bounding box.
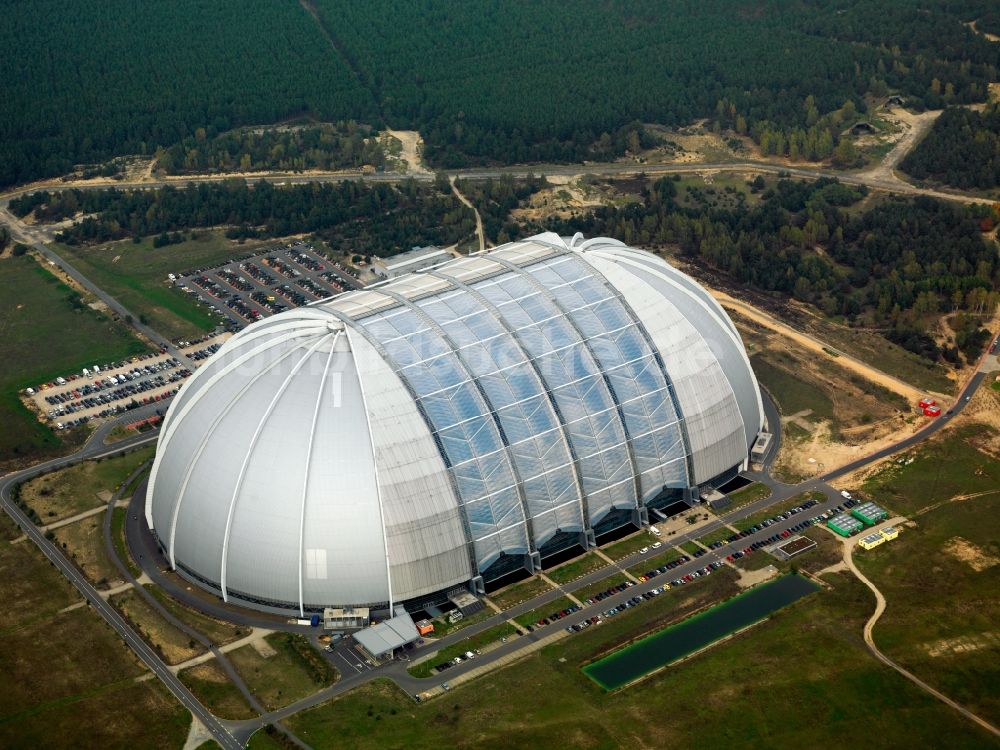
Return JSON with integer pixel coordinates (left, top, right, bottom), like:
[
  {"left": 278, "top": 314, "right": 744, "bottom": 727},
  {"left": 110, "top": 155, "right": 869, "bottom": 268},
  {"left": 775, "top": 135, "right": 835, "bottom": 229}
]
[{"left": 145, "top": 232, "right": 764, "bottom": 616}]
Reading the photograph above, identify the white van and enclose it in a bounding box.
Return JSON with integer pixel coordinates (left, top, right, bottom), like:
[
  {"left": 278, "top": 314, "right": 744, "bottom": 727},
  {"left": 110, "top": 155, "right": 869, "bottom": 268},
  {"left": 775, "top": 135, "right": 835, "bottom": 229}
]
[
  {"left": 650, "top": 525, "right": 661, "bottom": 536},
  {"left": 840, "top": 490, "right": 852, "bottom": 500}
]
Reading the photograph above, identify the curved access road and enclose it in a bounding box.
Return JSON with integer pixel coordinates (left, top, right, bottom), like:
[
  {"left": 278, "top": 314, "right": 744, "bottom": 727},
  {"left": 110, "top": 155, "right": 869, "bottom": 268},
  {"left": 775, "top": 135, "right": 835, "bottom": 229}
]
[
  {"left": 844, "top": 529, "right": 1000, "bottom": 740},
  {"left": 0, "top": 433, "right": 243, "bottom": 750}
]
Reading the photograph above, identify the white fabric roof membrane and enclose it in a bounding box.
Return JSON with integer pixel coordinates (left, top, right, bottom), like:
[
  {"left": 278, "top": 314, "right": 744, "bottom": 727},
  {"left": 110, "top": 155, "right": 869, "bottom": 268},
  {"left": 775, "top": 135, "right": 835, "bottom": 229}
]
[{"left": 146, "top": 233, "right": 762, "bottom": 614}]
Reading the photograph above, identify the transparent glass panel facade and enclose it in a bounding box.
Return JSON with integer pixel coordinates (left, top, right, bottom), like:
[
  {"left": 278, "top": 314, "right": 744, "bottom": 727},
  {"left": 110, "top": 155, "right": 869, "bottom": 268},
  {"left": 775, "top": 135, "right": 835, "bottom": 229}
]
[
  {"left": 469, "top": 263, "right": 636, "bottom": 523},
  {"left": 356, "top": 307, "right": 528, "bottom": 570},
  {"left": 416, "top": 289, "right": 584, "bottom": 545},
  {"left": 526, "top": 256, "right": 689, "bottom": 499}
]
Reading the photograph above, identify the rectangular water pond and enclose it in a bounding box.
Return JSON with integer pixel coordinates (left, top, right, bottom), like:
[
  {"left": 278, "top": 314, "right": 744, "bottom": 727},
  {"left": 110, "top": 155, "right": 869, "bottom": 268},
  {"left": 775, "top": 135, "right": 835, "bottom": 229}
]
[{"left": 583, "top": 574, "right": 820, "bottom": 690}]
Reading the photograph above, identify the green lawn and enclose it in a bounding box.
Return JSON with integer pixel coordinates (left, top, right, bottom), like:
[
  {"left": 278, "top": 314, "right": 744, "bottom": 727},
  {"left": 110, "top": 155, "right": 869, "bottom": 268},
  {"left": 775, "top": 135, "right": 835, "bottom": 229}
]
[
  {"left": 228, "top": 633, "right": 336, "bottom": 711},
  {"left": 857, "top": 493, "right": 1000, "bottom": 726},
  {"left": 626, "top": 549, "right": 684, "bottom": 578},
  {"left": 287, "top": 568, "right": 995, "bottom": 749},
  {"left": 546, "top": 552, "right": 606, "bottom": 584},
  {"left": 860, "top": 424, "right": 1000, "bottom": 516},
  {"left": 0, "top": 515, "right": 188, "bottom": 748},
  {"left": 110, "top": 507, "right": 140, "bottom": 577},
  {"left": 0, "top": 255, "right": 147, "bottom": 469},
  {"left": 429, "top": 607, "right": 493, "bottom": 638},
  {"left": 724, "top": 481, "right": 772, "bottom": 510},
  {"left": 697, "top": 526, "right": 736, "bottom": 548},
  {"left": 601, "top": 531, "right": 656, "bottom": 561},
  {"left": 678, "top": 540, "right": 702, "bottom": 556},
  {"left": 488, "top": 576, "right": 552, "bottom": 610},
  {"left": 55, "top": 232, "right": 261, "bottom": 340},
  {"left": 575, "top": 572, "right": 630, "bottom": 602},
  {"left": 514, "top": 596, "right": 575, "bottom": 629},
  {"left": 408, "top": 623, "right": 519, "bottom": 678}
]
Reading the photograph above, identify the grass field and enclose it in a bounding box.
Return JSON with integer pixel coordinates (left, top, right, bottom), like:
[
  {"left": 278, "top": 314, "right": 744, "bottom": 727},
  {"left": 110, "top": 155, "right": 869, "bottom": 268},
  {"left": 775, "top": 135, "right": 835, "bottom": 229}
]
[
  {"left": 21, "top": 446, "right": 153, "bottom": 523},
  {"left": 860, "top": 424, "right": 1000, "bottom": 516},
  {"left": 53, "top": 515, "right": 123, "bottom": 589},
  {"left": 408, "top": 623, "right": 519, "bottom": 679},
  {"left": 0, "top": 515, "right": 188, "bottom": 747},
  {"left": 110, "top": 589, "right": 204, "bottom": 665},
  {"left": 678, "top": 540, "right": 702, "bottom": 556},
  {"left": 602, "top": 531, "right": 657, "bottom": 561},
  {"left": 575, "top": 573, "right": 629, "bottom": 602},
  {"left": 750, "top": 354, "right": 834, "bottom": 421},
  {"left": 228, "top": 633, "right": 336, "bottom": 711},
  {"left": 247, "top": 727, "right": 297, "bottom": 749},
  {"left": 110, "top": 506, "right": 140, "bottom": 577},
  {"left": 144, "top": 583, "right": 246, "bottom": 646},
  {"left": 514, "top": 596, "right": 575, "bottom": 629},
  {"left": 55, "top": 232, "right": 265, "bottom": 340},
  {"left": 0, "top": 254, "right": 147, "bottom": 469},
  {"left": 179, "top": 661, "right": 257, "bottom": 720},
  {"left": 287, "top": 566, "right": 995, "bottom": 749},
  {"left": 697, "top": 525, "right": 737, "bottom": 548},
  {"left": 488, "top": 576, "right": 553, "bottom": 611},
  {"left": 626, "top": 549, "right": 684, "bottom": 579},
  {"left": 857, "top": 494, "right": 1000, "bottom": 725},
  {"left": 724, "top": 481, "right": 772, "bottom": 510},
  {"left": 800, "top": 316, "right": 954, "bottom": 395},
  {"left": 429, "top": 607, "right": 493, "bottom": 638},
  {"left": 546, "top": 552, "right": 606, "bottom": 584}
]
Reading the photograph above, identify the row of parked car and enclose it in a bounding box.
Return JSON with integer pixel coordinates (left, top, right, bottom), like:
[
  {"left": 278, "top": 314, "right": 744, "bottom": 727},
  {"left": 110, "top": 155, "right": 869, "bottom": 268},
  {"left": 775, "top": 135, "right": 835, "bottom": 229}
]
[
  {"left": 186, "top": 343, "right": 222, "bottom": 361},
  {"left": 56, "top": 387, "right": 178, "bottom": 429},
  {"left": 48, "top": 371, "right": 188, "bottom": 420},
  {"left": 635, "top": 554, "right": 691, "bottom": 582}
]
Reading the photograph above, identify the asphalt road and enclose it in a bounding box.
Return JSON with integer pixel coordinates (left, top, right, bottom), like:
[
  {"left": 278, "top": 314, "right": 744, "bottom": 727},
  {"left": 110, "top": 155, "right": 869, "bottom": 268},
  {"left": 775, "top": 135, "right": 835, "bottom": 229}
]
[
  {"left": 2, "top": 154, "right": 994, "bottom": 210},
  {"left": 823, "top": 371, "right": 986, "bottom": 481},
  {"left": 0, "top": 431, "right": 243, "bottom": 750}
]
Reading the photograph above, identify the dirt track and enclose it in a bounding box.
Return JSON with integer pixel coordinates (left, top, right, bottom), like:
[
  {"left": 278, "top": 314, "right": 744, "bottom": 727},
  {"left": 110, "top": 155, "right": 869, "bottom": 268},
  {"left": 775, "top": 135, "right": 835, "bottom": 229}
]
[{"left": 714, "top": 291, "right": 931, "bottom": 402}]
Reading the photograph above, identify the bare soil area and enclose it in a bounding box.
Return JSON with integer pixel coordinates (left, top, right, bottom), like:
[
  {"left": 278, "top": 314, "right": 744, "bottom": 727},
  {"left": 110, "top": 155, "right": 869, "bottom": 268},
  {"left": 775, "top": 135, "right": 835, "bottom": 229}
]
[{"left": 942, "top": 536, "right": 999, "bottom": 572}]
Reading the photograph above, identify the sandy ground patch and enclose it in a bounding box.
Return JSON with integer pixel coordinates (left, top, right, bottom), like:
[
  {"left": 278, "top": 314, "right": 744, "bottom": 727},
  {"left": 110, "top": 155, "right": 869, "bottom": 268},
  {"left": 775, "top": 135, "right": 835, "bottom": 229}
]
[
  {"left": 251, "top": 637, "right": 278, "bottom": 659},
  {"left": 924, "top": 631, "right": 1000, "bottom": 658},
  {"left": 942, "top": 536, "right": 999, "bottom": 572},
  {"left": 384, "top": 129, "right": 428, "bottom": 175},
  {"left": 861, "top": 107, "right": 943, "bottom": 183},
  {"left": 717, "top": 292, "right": 928, "bottom": 402},
  {"left": 735, "top": 564, "right": 779, "bottom": 589},
  {"left": 512, "top": 180, "right": 609, "bottom": 222}
]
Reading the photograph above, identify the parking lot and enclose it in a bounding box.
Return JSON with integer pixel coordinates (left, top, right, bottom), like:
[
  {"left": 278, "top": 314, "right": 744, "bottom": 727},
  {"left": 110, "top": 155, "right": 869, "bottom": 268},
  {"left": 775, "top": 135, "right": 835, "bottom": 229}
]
[
  {"left": 23, "top": 333, "right": 230, "bottom": 430},
  {"left": 174, "top": 240, "right": 362, "bottom": 330}
]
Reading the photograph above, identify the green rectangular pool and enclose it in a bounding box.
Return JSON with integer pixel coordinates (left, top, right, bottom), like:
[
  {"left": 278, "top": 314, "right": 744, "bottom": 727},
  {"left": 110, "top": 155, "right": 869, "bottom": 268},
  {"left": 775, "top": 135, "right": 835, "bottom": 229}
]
[{"left": 583, "top": 574, "right": 820, "bottom": 690}]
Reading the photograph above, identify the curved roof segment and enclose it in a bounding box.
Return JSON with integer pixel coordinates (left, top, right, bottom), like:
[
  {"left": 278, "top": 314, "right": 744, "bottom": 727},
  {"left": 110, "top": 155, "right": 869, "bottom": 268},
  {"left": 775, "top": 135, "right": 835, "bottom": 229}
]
[{"left": 146, "top": 233, "right": 763, "bottom": 613}]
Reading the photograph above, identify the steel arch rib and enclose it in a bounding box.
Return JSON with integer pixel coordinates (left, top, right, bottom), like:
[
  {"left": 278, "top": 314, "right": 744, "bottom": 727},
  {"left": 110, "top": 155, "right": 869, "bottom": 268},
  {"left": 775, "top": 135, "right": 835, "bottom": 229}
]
[
  {"left": 344, "top": 326, "right": 394, "bottom": 612},
  {"left": 296, "top": 331, "right": 339, "bottom": 616},
  {"left": 219, "top": 333, "right": 332, "bottom": 601},
  {"left": 427, "top": 269, "right": 589, "bottom": 539},
  {"left": 587, "top": 250, "right": 757, "bottom": 438},
  {"left": 146, "top": 321, "right": 330, "bottom": 529},
  {"left": 153, "top": 319, "right": 329, "bottom": 451},
  {"left": 378, "top": 287, "right": 537, "bottom": 553},
  {"left": 484, "top": 253, "right": 645, "bottom": 512},
  {"left": 318, "top": 306, "right": 478, "bottom": 577},
  {"left": 164, "top": 343, "right": 311, "bottom": 568}
]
